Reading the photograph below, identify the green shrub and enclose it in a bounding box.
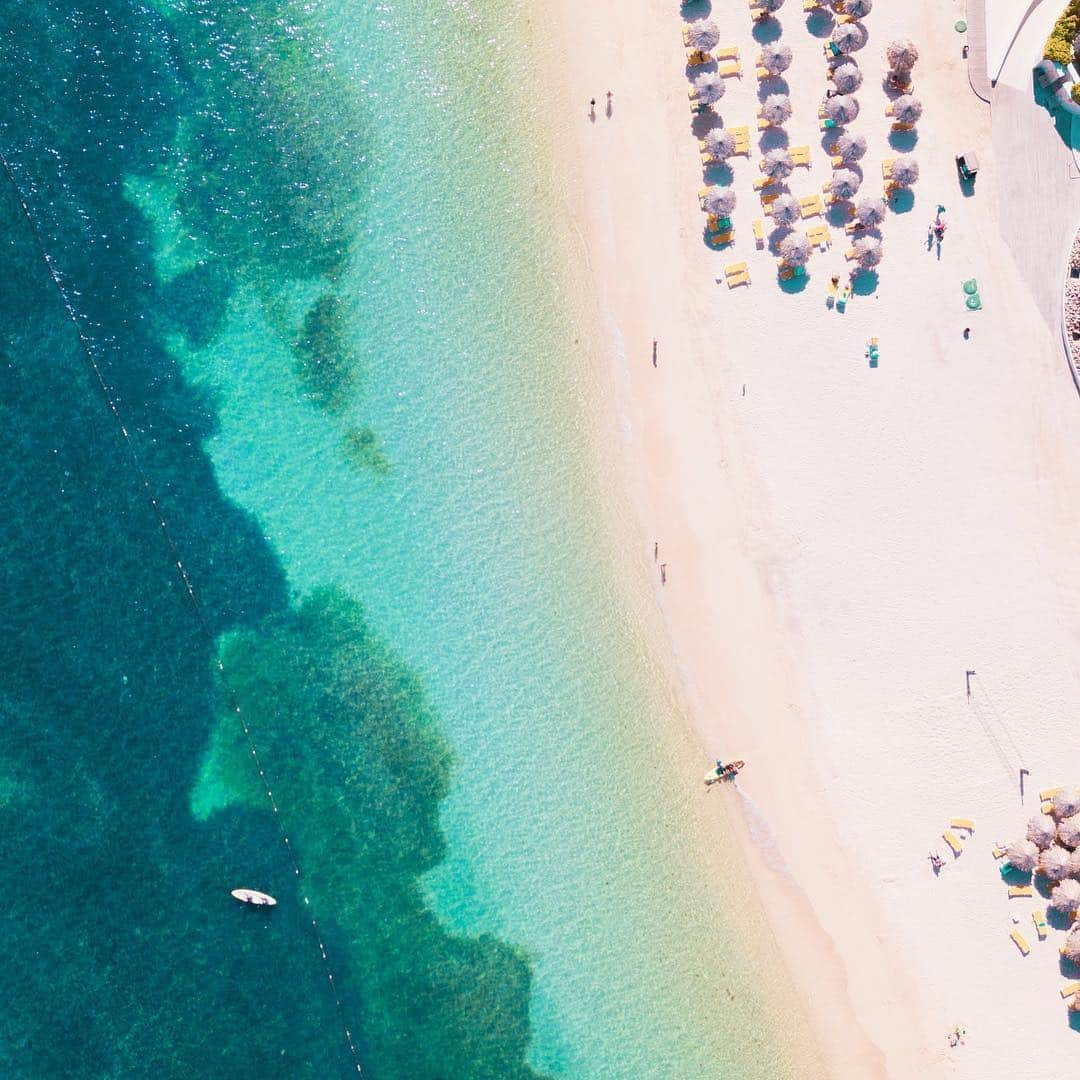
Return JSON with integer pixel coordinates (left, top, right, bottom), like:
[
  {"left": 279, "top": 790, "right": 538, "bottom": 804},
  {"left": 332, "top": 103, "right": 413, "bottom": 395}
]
[
  {"left": 1045, "top": 0, "right": 1080, "bottom": 62},
  {"left": 1047, "top": 36, "right": 1074, "bottom": 65},
  {"left": 1072, "top": 82, "right": 1080, "bottom": 103}
]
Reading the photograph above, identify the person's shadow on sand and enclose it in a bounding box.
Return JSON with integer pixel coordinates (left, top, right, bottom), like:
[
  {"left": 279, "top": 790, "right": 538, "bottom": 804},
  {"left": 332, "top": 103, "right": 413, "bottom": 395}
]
[{"left": 606, "top": 91, "right": 613, "bottom": 118}]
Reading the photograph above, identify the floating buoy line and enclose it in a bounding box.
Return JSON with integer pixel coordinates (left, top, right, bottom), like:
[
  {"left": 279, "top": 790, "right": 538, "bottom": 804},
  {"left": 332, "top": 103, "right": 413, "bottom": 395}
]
[{"left": 0, "top": 149, "right": 364, "bottom": 1077}]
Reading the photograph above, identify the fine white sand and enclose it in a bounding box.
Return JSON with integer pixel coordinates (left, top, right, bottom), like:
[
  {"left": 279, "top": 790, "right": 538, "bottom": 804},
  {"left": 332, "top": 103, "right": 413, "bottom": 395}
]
[{"left": 537, "top": 0, "right": 1080, "bottom": 1076}]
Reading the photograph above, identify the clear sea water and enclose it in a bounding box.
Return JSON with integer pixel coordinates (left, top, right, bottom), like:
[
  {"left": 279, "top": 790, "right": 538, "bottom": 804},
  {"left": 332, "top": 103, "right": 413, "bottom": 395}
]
[{"left": 0, "top": 2, "right": 808, "bottom": 1076}]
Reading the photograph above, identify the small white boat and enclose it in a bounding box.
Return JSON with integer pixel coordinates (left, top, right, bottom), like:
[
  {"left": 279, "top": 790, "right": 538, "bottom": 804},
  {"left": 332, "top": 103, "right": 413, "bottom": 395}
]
[{"left": 231, "top": 888, "right": 277, "bottom": 907}]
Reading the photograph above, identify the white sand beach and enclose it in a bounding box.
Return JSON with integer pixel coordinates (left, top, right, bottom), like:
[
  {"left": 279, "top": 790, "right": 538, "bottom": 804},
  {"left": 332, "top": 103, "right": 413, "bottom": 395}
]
[{"left": 537, "top": 0, "right": 1080, "bottom": 1075}]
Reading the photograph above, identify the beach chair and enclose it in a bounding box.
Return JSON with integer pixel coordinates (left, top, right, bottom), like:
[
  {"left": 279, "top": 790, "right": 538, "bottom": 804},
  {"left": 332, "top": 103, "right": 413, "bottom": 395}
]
[
  {"left": 756, "top": 66, "right": 770, "bottom": 80},
  {"left": 753, "top": 175, "right": 776, "bottom": 191},
  {"left": 761, "top": 192, "right": 780, "bottom": 208},
  {"left": 725, "top": 261, "right": 748, "bottom": 277},
  {"left": 1033, "top": 910, "right": 1049, "bottom": 940},
  {"left": 1010, "top": 929, "right": 1031, "bottom": 956},
  {"left": 882, "top": 158, "right": 895, "bottom": 180},
  {"left": 804, "top": 0, "right": 821, "bottom": 8},
  {"left": 778, "top": 263, "right": 807, "bottom": 281},
  {"left": 698, "top": 187, "right": 711, "bottom": 210},
  {"left": 943, "top": 830, "right": 963, "bottom": 855},
  {"left": 753, "top": 219, "right": 765, "bottom": 245},
  {"left": 687, "top": 49, "right": 711, "bottom": 67},
  {"left": 830, "top": 154, "right": 844, "bottom": 168},
  {"left": 717, "top": 61, "right": 742, "bottom": 78},
  {"left": 715, "top": 44, "right": 740, "bottom": 60},
  {"left": 892, "top": 121, "right": 916, "bottom": 133},
  {"left": 1009, "top": 885, "right": 1034, "bottom": 898},
  {"left": 1042, "top": 801, "right": 1055, "bottom": 815},
  {"left": 730, "top": 125, "right": 751, "bottom": 152},
  {"left": 758, "top": 117, "right": 772, "bottom": 130},
  {"left": 950, "top": 819, "right": 975, "bottom": 833},
  {"left": 1040, "top": 787, "right": 1063, "bottom": 801},
  {"left": 1060, "top": 982, "right": 1080, "bottom": 999},
  {"left": 799, "top": 195, "right": 824, "bottom": 218},
  {"left": 707, "top": 231, "right": 734, "bottom": 248},
  {"left": 992, "top": 845, "right": 1007, "bottom": 859},
  {"left": 725, "top": 271, "right": 750, "bottom": 288},
  {"left": 884, "top": 102, "right": 896, "bottom": 117},
  {"left": 819, "top": 118, "right": 837, "bottom": 131},
  {"left": 824, "top": 41, "right": 841, "bottom": 59},
  {"left": 808, "top": 223, "right": 831, "bottom": 249},
  {"left": 790, "top": 145, "right": 811, "bottom": 166}
]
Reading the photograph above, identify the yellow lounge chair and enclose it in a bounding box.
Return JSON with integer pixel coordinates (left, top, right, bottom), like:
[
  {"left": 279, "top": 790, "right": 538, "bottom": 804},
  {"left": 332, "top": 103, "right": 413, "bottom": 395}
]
[
  {"left": 1042, "top": 801, "right": 1055, "bottom": 815},
  {"left": 892, "top": 121, "right": 915, "bottom": 132},
  {"left": 756, "top": 66, "right": 770, "bottom": 80},
  {"left": 761, "top": 193, "right": 780, "bottom": 208},
  {"left": 808, "top": 224, "right": 831, "bottom": 249},
  {"left": 950, "top": 819, "right": 975, "bottom": 833},
  {"left": 717, "top": 61, "right": 742, "bottom": 78},
  {"left": 725, "top": 271, "right": 750, "bottom": 288},
  {"left": 943, "top": 830, "right": 963, "bottom": 856},
  {"left": 707, "top": 231, "right": 734, "bottom": 248},
  {"left": 790, "top": 145, "right": 811, "bottom": 166},
  {"left": 882, "top": 158, "right": 895, "bottom": 180},
  {"left": 715, "top": 45, "right": 740, "bottom": 60},
  {"left": 992, "top": 846, "right": 1007, "bottom": 859},
  {"left": 687, "top": 49, "right": 711, "bottom": 67},
  {"left": 1040, "top": 787, "right": 1063, "bottom": 801},
  {"left": 753, "top": 219, "right": 765, "bottom": 244},
  {"left": 757, "top": 117, "right": 772, "bottom": 130},
  {"left": 804, "top": 0, "right": 820, "bottom": 9},
  {"left": 724, "top": 262, "right": 748, "bottom": 279},
  {"left": 799, "top": 195, "right": 824, "bottom": 218},
  {"left": 817, "top": 104, "right": 828, "bottom": 119},
  {"left": 753, "top": 175, "right": 776, "bottom": 191},
  {"left": 698, "top": 187, "right": 711, "bottom": 209},
  {"left": 830, "top": 154, "right": 844, "bottom": 168},
  {"left": 1010, "top": 929, "right": 1030, "bottom": 956},
  {"left": 1060, "top": 982, "right": 1080, "bottom": 999},
  {"left": 729, "top": 125, "right": 750, "bottom": 141},
  {"left": 1009, "top": 885, "right": 1034, "bottom": 898},
  {"left": 1033, "top": 910, "right": 1048, "bottom": 940}
]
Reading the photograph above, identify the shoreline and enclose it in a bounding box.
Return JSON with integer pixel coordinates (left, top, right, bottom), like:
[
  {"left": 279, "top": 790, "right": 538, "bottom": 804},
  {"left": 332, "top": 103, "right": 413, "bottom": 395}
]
[{"left": 531, "top": 0, "right": 1080, "bottom": 1076}]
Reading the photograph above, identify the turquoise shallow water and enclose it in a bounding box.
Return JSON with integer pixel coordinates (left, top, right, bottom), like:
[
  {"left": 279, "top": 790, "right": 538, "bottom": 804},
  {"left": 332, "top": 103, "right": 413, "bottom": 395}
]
[{"left": 0, "top": 2, "right": 806, "bottom": 1077}]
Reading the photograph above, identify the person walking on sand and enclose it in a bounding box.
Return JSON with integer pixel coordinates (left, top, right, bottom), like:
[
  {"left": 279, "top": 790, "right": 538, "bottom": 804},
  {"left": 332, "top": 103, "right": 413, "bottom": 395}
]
[{"left": 660, "top": 563, "right": 667, "bottom": 585}]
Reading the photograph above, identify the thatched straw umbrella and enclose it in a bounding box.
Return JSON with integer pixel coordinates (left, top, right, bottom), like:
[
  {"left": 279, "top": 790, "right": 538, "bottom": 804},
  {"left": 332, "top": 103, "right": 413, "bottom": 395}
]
[
  {"left": 886, "top": 39, "right": 919, "bottom": 71},
  {"left": 702, "top": 186, "right": 737, "bottom": 217},
  {"left": 704, "top": 128, "right": 736, "bottom": 160},
  {"left": 1028, "top": 813, "right": 1058, "bottom": 850},
  {"left": 828, "top": 169, "right": 861, "bottom": 200},
  {"left": 693, "top": 72, "right": 727, "bottom": 106},
  {"left": 1060, "top": 812, "right": 1080, "bottom": 850},
  {"left": 824, "top": 95, "right": 860, "bottom": 124},
  {"left": 770, "top": 193, "right": 801, "bottom": 227},
  {"left": 890, "top": 155, "right": 919, "bottom": 186},
  {"left": 1005, "top": 838, "right": 1039, "bottom": 874},
  {"left": 835, "top": 132, "right": 867, "bottom": 162},
  {"left": 1053, "top": 788, "right": 1080, "bottom": 819},
  {"left": 779, "top": 232, "right": 811, "bottom": 267},
  {"left": 854, "top": 197, "right": 885, "bottom": 227},
  {"left": 762, "top": 93, "right": 792, "bottom": 125},
  {"left": 853, "top": 235, "right": 882, "bottom": 268},
  {"left": 686, "top": 20, "right": 721, "bottom": 50},
  {"left": 1062, "top": 927, "right": 1080, "bottom": 964},
  {"left": 892, "top": 95, "right": 923, "bottom": 124},
  {"left": 761, "top": 148, "right": 795, "bottom": 180},
  {"left": 832, "top": 62, "right": 863, "bottom": 94},
  {"left": 761, "top": 42, "right": 793, "bottom": 75},
  {"left": 1039, "top": 844, "right": 1073, "bottom": 883},
  {"left": 831, "top": 23, "right": 862, "bottom": 54},
  {"left": 1051, "top": 878, "right": 1080, "bottom": 914},
  {"left": 844, "top": 0, "right": 873, "bottom": 17}
]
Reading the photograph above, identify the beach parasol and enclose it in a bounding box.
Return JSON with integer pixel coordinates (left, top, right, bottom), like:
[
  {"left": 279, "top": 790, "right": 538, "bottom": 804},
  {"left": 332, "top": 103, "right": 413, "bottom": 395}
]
[
  {"left": 890, "top": 155, "right": 919, "bottom": 186},
  {"left": 886, "top": 38, "right": 919, "bottom": 71},
  {"left": 693, "top": 72, "right": 727, "bottom": 106},
  {"left": 844, "top": 0, "right": 873, "bottom": 18},
  {"left": 761, "top": 148, "right": 795, "bottom": 180},
  {"left": 1005, "top": 838, "right": 1039, "bottom": 874},
  {"left": 1051, "top": 879, "right": 1080, "bottom": 914},
  {"left": 704, "top": 127, "right": 736, "bottom": 160},
  {"left": 770, "top": 193, "right": 801, "bottom": 227},
  {"left": 834, "top": 132, "right": 867, "bottom": 162},
  {"left": 702, "top": 186, "right": 737, "bottom": 216},
  {"left": 892, "top": 95, "right": 923, "bottom": 124},
  {"left": 831, "top": 62, "right": 863, "bottom": 94},
  {"left": 1028, "top": 813, "right": 1058, "bottom": 850},
  {"left": 1039, "top": 844, "right": 1073, "bottom": 882},
  {"left": 831, "top": 23, "right": 862, "bottom": 54},
  {"left": 1062, "top": 927, "right": 1080, "bottom": 964},
  {"left": 779, "top": 232, "right": 811, "bottom": 266},
  {"left": 852, "top": 235, "right": 882, "bottom": 268},
  {"left": 761, "top": 42, "right": 793, "bottom": 75},
  {"left": 824, "top": 95, "right": 860, "bottom": 124},
  {"left": 686, "top": 20, "right": 721, "bottom": 50},
  {"left": 761, "top": 93, "right": 793, "bottom": 125},
  {"left": 1060, "top": 812, "right": 1080, "bottom": 850},
  {"left": 854, "top": 196, "right": 885, "bottom": 226},
  {"left": 828, "top": 168, "right": 861, "bottom": 200},
  {"left": 1053, "top": 788, "right": 1080, "bottom": 819}
]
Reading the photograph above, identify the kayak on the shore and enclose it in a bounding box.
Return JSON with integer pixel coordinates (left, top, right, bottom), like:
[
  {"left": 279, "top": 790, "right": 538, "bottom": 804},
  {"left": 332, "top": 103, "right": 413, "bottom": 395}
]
[{"left": 704, "top": 759, "right": 745, "bottom": 785}]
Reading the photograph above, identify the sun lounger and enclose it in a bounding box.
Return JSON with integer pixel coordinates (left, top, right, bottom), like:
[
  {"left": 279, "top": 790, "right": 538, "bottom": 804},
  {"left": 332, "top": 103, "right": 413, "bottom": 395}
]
[
  {"left": 790, "top": 145, "right": 811, "bottom": 166},
  {"left": 992, "top": 846, "right": 1006, "bottom": 859},
  {"left": 753, "top": 219, "right": 765, "bottom": 244},
  {"left": 717, "top": 61, "right": 742, "bottom": 78},
  {"left": 1009, "top": 885, "right": 1034, "bottom": 898},
  {"left": 756, "top": 66, "right": 770, "bottom": 80},
  {"left": 761, "top": 192, "right": 780, "bottom": 208},
  {"left": 687, "top": 49, "right": 711, "bottom": 67},
  {"left": 950, "top": 819, "right": 975, "bottom": 833},
  {"left": 1040, "top": 787, "right": 1063, "bottom": 801},
  {"left": 730, "top": 125, "right": 750, "bottom": 143},
  {"left": 819, "top": 118, "right": 837, "bottom": 131},
  {"left": 943, "top": 830, "right": 963, "bottom": 856},
  {"left": 725, "top": 262, "right": 748, "bottom": 275},
  {"left": 715, "top": 44, "right": 740, "bottom": 60},
  {"left": 830, "top": 154, "right": 844, "bottom": 168},
  {"left": 892, "top": 121, "right": 916, "bottom": 132},
  {"left": 1060, "top": 982, "right": 1080, "bottom": 999},
  {"left": 808, "top": 224, "right": 831, "bottom": 249},
  {"left": 1033, "top": 910, "right": 1048, "bottom": 940},
  {"left": 707, "top": 231, "right": 734, "bottom": 248},
  {"left": 758, "top": 117, "right": 772, "bottom": 130},
  {"left": 698, "top": 187, "right": 711, "bottom": 209},
  {"left": 725, "top": 271, "right": 750, "bottom": 288},
  {"left": 882, "top": 158, "right": 895, "bottom": 180},
  {"left": 804, "top": 0, "right": 820, "bottom": 8},
  {"left": 799, "top": 195, "right": 824, "bottom": 218},
  {"left": 1042, "top": 801, "right": 1055, "bottom": 815},
  {"left": 884, "top": 103, "right": 896, "bottom": 117},
  {"left": 1010, "top": 929, "right": 1031, "bottom": 956},
  {"left": 754, "top": 175, "right": 776, "bottom": 190}
]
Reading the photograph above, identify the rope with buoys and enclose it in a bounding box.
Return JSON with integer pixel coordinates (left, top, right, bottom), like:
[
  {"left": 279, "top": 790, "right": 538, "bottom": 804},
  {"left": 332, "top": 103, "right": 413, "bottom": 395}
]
[{"left": 0, "top": 149, "right": 364, "bottom": 1077}]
